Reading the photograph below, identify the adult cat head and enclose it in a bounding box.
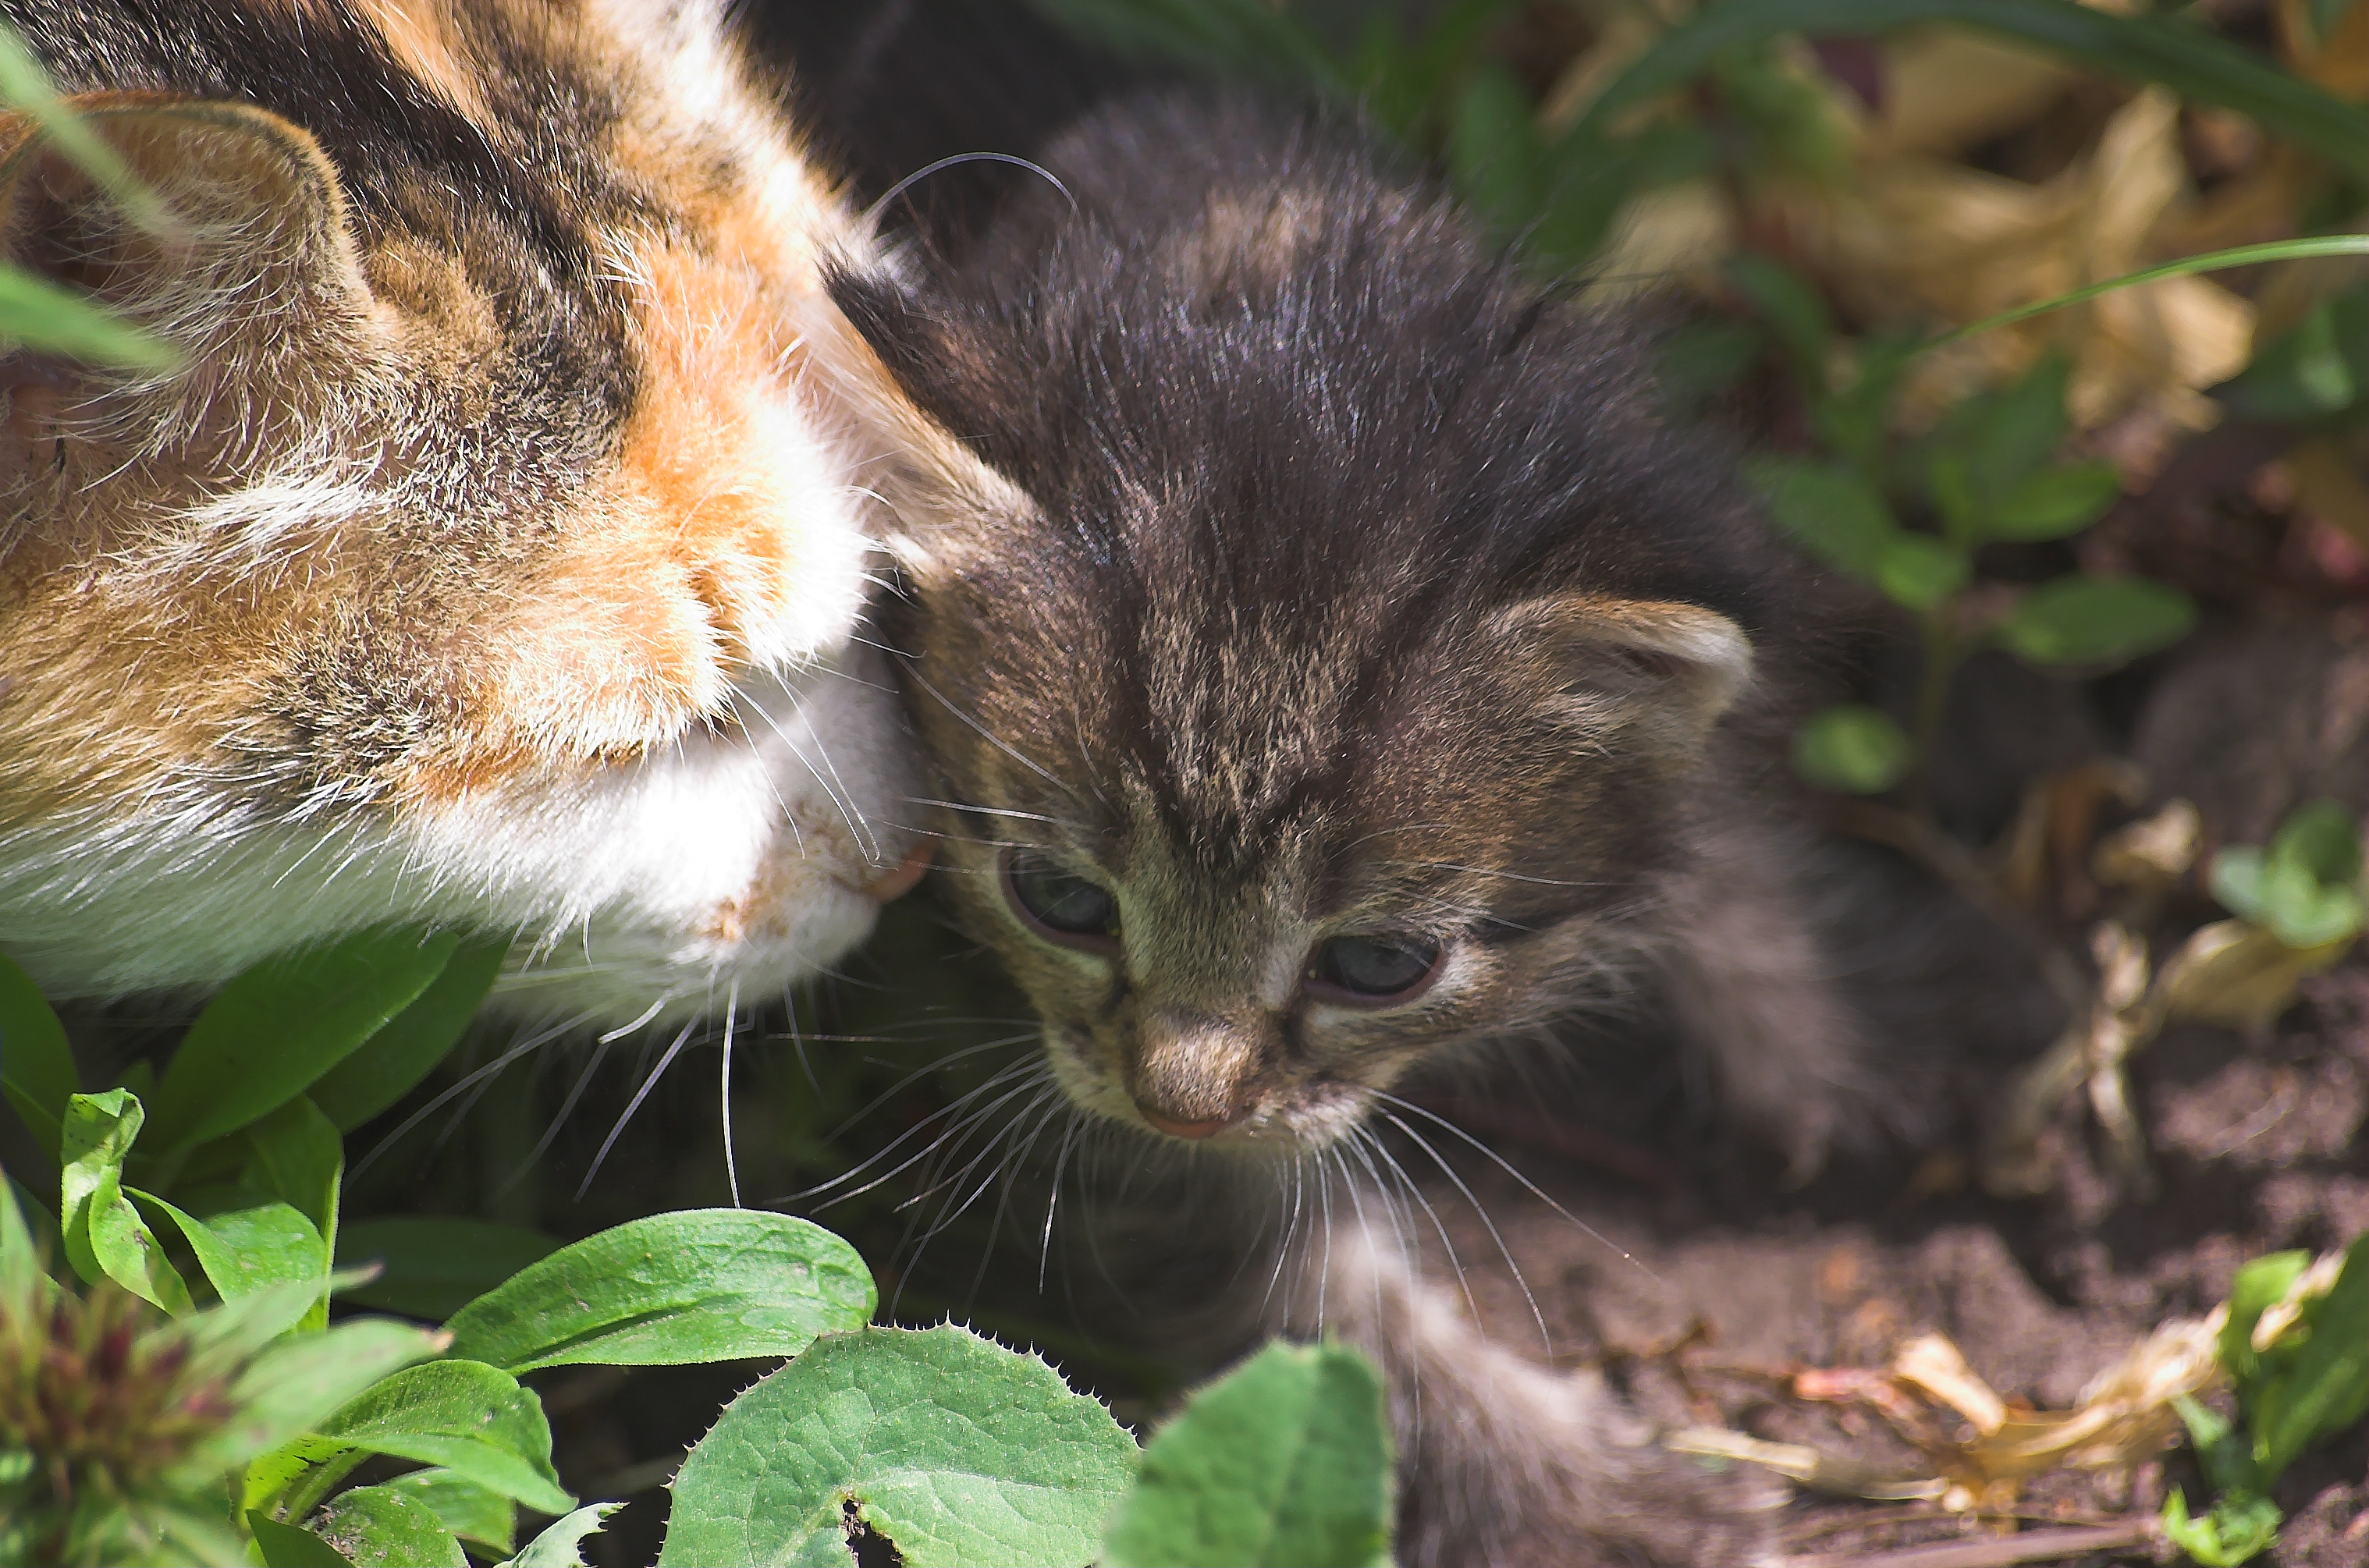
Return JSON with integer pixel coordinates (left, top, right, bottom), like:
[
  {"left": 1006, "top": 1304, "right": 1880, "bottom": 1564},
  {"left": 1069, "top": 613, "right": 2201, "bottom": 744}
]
[
  {"left": 0, "top": 0, "right": 954, "bottom": 1024},
  {"left": 835, "top": 98, "right": 1818, "bottom": 1151}
]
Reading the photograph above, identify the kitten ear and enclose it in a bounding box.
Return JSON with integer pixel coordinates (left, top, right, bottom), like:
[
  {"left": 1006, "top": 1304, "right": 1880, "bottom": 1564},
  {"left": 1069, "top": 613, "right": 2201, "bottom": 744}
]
[
  {"left": 1490, "top": 594, "right": 1754, "bottom": 749},
  {"left": 0, "top": 96, "right": 372, "bottom": 391}
]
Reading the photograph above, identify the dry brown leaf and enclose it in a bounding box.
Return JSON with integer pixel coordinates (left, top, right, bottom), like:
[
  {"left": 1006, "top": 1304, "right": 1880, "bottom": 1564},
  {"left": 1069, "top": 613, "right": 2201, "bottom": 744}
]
[
  {"left": 1893, "top": 1332, "right": 2010, "bottom": 1437},
  {"left": 2093, "top": 798, "right": 2202, "bottom": 892},
  {"left": 2157, "top": 918, "right": 2356, "bottom": 1031}
]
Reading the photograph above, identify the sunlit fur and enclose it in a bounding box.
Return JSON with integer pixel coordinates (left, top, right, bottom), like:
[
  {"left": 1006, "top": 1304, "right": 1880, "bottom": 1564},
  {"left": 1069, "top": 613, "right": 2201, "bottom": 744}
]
[
  {"left": 0, "top": 0, "right": 1000, "bottom": 1023},
  {"left": 831, "top": 94, "right": 1890, "bottom": 1566}
]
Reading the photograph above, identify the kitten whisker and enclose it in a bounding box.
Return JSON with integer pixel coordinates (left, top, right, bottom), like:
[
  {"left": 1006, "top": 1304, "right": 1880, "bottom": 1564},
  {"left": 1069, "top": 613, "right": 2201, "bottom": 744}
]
[
  {"left": 1354, "top": 1126, "right": 1479, "bottom": 1328},
  {"left": 578, "top": 1015, "right": 703, "bottom": 1198},
  {"left": 351, "top": 1009, "right": 596, "bottom": 1182},
  {"left": 720, "top": 981, "right": 743, "bottom": 1209},
  {"left": 1370, "top": 1091, "right": 1657, "bottom": 1285},
  {"left": 1378, "top": 1111, "right": 1550, "bottom": 1357},
  {"left": 907, "top": 669, "right": 1088, "bottom": 810}
]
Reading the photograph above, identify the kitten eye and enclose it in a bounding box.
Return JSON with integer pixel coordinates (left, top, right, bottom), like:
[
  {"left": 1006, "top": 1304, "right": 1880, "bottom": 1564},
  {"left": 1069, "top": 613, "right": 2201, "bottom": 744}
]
[
  {"left": 1004, "top": 851, "right": 1119, "bottom": 948},
  {"left": 1307, "top": 934, "right": 1444, "bottom": 1005}
]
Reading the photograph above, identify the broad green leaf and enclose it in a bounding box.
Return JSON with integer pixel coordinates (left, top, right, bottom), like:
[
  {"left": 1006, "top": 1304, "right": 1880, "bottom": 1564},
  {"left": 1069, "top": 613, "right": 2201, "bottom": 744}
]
[
  {"left": 240, "top": 1095, "right": 345, "bottom": 1330},
  {"left": 336, "top": 1218, "right": 559, "bottom": 1321},
  {"left": 308, "top": 938, "right": 506, "bottom": 1132},
  {"left": 2250, "top": 1236, "right": 2369, "bottom": 1482},
  {"left": 380, "top": 1468, "right": 517, "bottom": 1556},
  {"left": 311, "top": 1485, "right": 469, "bottom": 1568},
  {"left": 2162, "top": 1487, "right": 2281, "bottom": 1566},
  {"left": 2172, "top": 1393, "right": 2255, "bottom": 1496},
  {"left": 1103, "top": 1340, "right": 1393, "bottom": 1568},
  {"left": 172, "top": 1316, "right": 443, "bottom": 1485},
  {"left": 249, "top": 1513, "right": 358, "bottom": 1568},
  {"left": 2219, "top": 1250, "right": 2311, "bottom": 1388},
  {"left": 1985, "top": 463, "right": 2122, "bottom": 543},
  {"left": 305, "top": 1360, "right": 574, "bottom": 1516},
  {"left": 1995, "top": 575, "right": 2196, "bottom": 667},
  {"left": 1874, "top": 534, "right": 1970, "bottom": 611},
  {"left": 1746, "top": 457, "right": 1898, "bottom": 579},
  {"left": 494, "top": 1503, "right": 623, "bottom": 1568},
  {"left": 133, "top": 1189, "right": 322, "bottom": 1308},
  {"left": 0, "top": 949, "right": 74, "bottom": 1162},
  {"left": 659, "top": 1324, "right": 1138, "bottom": 1568},
  {"left": 1565, "top": 0, "right": 2369, "bottom": 182},
  {"left": 0, "top": 265, "right": 179, "bottom": 367},
  {"left": 59, "top": 1090, "right": 190, "bottom": 1312},
  {"left": 2211, "top": 848, "right": 2366, "bottom": 950},
  {"left": 442, "top": 1210, "right": 874, "bottom": 1373},
  {"left": 1792, "top": 704, "right": 1912, "bottom": 796},
  {"left": 145, "top": 928, "right": 460, "bottom": 1157}
]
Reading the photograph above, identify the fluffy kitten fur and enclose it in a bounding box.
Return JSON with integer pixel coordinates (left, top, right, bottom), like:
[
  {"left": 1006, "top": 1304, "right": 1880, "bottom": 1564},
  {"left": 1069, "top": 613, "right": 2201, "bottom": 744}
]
[
  {"left": 0, "top": 0, "right": 988, "bottom": 1023},
  {"left": 836, "top": 98, "right": 1886, "bottom": 1565}
]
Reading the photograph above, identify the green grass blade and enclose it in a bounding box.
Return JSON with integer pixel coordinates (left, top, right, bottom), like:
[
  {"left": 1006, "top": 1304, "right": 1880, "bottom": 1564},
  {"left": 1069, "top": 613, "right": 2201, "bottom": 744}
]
[
  {"left": 1568, "top": 0, "right": 2369, "bottom": 181},
  {"left": 1937, "top": 236, "right": 2369, "bottom": 347},
  {"left": 0, "top": 26, "right": 176, "bottom": 235},
  {"left": 0, "top": 264, "right": 180, "bottom": 367}
]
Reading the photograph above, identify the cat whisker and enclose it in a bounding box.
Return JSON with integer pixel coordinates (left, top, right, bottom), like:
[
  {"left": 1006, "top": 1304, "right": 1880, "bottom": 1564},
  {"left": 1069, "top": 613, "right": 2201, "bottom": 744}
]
[
  {"left": 577, "top": 1015, "right": 703, "bottom": 1199},
  {"left": 720, "top": 980, "right": 743, "bottom": 1208},
  {"left": 351, "top": 1008, "right": 598, "bottom": 1182},
  {"left": 795, "top": 1055, "right": 1042, "bottom": 1210},
  {"left": 907, "top": 669, "right": 1088, "bottom": 810},
  {"left": 1353, "top": 1124, "right": 1479, "bottom": 1328},
  {"left": 1370, "top": 1091, "right": 1657, "bottom": 1286},
  {"left": 1377, "top": 1111, "right": 1551, "bottom": 1357}
]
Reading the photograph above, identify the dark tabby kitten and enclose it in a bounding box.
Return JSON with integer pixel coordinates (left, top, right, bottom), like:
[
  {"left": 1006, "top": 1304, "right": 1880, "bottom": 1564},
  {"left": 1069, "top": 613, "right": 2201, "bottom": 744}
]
[{"left": 833, "top": 96, "right": 1895, "bottom": 1566}]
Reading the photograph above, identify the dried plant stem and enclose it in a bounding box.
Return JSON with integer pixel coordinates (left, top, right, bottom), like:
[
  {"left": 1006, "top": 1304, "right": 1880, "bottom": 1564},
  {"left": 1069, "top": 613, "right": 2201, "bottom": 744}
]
[{"left": 1780, "top": 1517, "right": 2158, "bottom": 1568}]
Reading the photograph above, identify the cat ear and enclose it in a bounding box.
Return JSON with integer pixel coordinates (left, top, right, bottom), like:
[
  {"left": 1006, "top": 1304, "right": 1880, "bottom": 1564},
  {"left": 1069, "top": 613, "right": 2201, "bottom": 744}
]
[
  {"left": 0, "top": 96, "right": 373, "bottom": 394},
  {"left": 1490, "top": 594, "right": 1754, "bottom": 749}
]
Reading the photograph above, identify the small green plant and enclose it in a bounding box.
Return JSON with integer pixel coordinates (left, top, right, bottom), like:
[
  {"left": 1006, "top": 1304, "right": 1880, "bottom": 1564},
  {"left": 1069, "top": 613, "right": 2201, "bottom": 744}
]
[
  {"left": 2163, "top": 1237, "right": 2369, "bottom": 1566},
  {"left": 1, "top": 931, "right": 1393, "bottom": 1566},
  {"left": 2208, "top": 800, "right": 2367, "bottom": 953}
]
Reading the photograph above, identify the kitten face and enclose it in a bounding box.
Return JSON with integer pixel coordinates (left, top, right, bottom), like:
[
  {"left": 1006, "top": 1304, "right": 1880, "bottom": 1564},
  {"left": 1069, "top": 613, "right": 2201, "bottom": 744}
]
[
  {"left": 0, "top": 0, "right": 942, "bottom": 1022},
  {"left": 838, "top": 100, "right": 1803, "bottom": 1151}
]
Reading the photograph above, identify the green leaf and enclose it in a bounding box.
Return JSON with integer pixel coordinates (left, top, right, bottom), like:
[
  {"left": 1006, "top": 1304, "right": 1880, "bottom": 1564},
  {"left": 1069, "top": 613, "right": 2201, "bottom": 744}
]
[
  {"left": 1962, "top": 355, "right": 2072, "bottom": 502},
  {"left": 1447, "top": 65, "right": 1538, "bottom": 226},
  {"left": 304, "top": 1360, "right": 575, "bottom": 1517},
  {"left": 442, "top": 1209, "right": 874, "bottom": 1374},
  {"left": 2220, "top": 291, "right": 2363, "bottom": 424},
  {"left": 2250, "top": 1236, "right": 2369, "bottom": 1482},
  {"left": 307, "top": 937, "right": 504, "bottom": 1132},
  {"left": 379, "top": 1468, "right": 517, "bottom": 1556},
  {"left": 133, "top": 1189, "right": 323, "bottom": 1309},
  {"left": 1725, "top": 254, "right": 1834, "bottom": 381},
  {"left": 1874, "top": 534, "right": 1971, "bottom": 611},
  {"left": 0, "top": 27, "right": 177, "bottom": 237},
  {"left": 1995, "top": 574, "right": 2197, "bottom": 667},
  {"left": 1746, "top": 457, "right": 1898, "bottom": 579},
  {"left": 1985, "top": 463, "right": 2122, "bottom": 543},
  {"left": 239, "top": 1095, "right": 345, "bottom": 1330},
  {"left": 493, "top": 1503, "right": 623, "bottom": 1568},
  {"left": 2307, "top": 0, "right": 2359, "bottom": 41},
  {"left": 1, "top": 1168, "right": 58, "bottom": 1314},
  {"left": 310, "top": 1485, "right": 470, "bottom": 1568},
  {"left": 2162, "top": 1487, "right": 2282, "bottom": 1566},
  {"left": 1565, "top": 1, "right": 2369, "bottom": 182},
  {"left": 248, "top": 1513, "right": 357, "bottom": 1568},
  {"left": 1103, "top": 1340, "right": 1393, "bottom": 1568},
  {"left": 0, "top": 949, "right": 75, "bottom": 1162},
  {"left": 659, "top": 1324, "right": 1138, "bottom": 1568},
  {"left": 2219, "top": 1251, "right": 2311, "bottom": 1388},
  {"left": 1792, "top": 704, "right": 1913, "bottom": 795},
  {"left": 172, "top": 1316, "right": 444, "bottom": 1485},
  {"left": 336, "top": 1218, "right": 559, "bottom": 1321},
  {"left": 145, "top": 928, "right": 460, "bottom": 1158},
  {"left": 0, "top": 264, "right": 179, "bottom": 368},
  {"left": 2211, "top": 839, "right": 2367, "bottom": 950},
  {"left": 2268, "top": 800, "right": 2364, "bottom": 889},
  {"left": 2172, "top": 1393, "right": 2257, "bottom": 1495},
  {"left": 1656, "top": 318, "right": 1765, "bottom": 415},
  {"left": 59, "top": 1090, "right": 190, "bottom": 1312}
]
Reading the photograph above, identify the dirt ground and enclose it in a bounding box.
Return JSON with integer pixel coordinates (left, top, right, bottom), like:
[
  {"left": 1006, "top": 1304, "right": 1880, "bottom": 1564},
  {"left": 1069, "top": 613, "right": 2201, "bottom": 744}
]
[{"left": 1421, "top": 955, "right": 2369, "bottom": 1565}]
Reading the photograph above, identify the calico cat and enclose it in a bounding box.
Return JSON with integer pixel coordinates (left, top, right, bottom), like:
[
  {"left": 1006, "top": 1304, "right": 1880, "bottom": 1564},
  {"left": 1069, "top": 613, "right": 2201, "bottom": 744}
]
[
  {"left": 833, "top": 95, "right": 1898, "bottom": 1566},
  {"left": 0, "top": 0, "right": 985, "bottom": 1026}
]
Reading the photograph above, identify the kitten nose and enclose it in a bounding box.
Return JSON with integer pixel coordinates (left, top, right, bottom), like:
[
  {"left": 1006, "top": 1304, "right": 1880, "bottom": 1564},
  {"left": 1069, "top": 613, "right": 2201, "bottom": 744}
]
[{"left": 1134, "top": 1103, "right": 1236, "bottom": 1140}]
